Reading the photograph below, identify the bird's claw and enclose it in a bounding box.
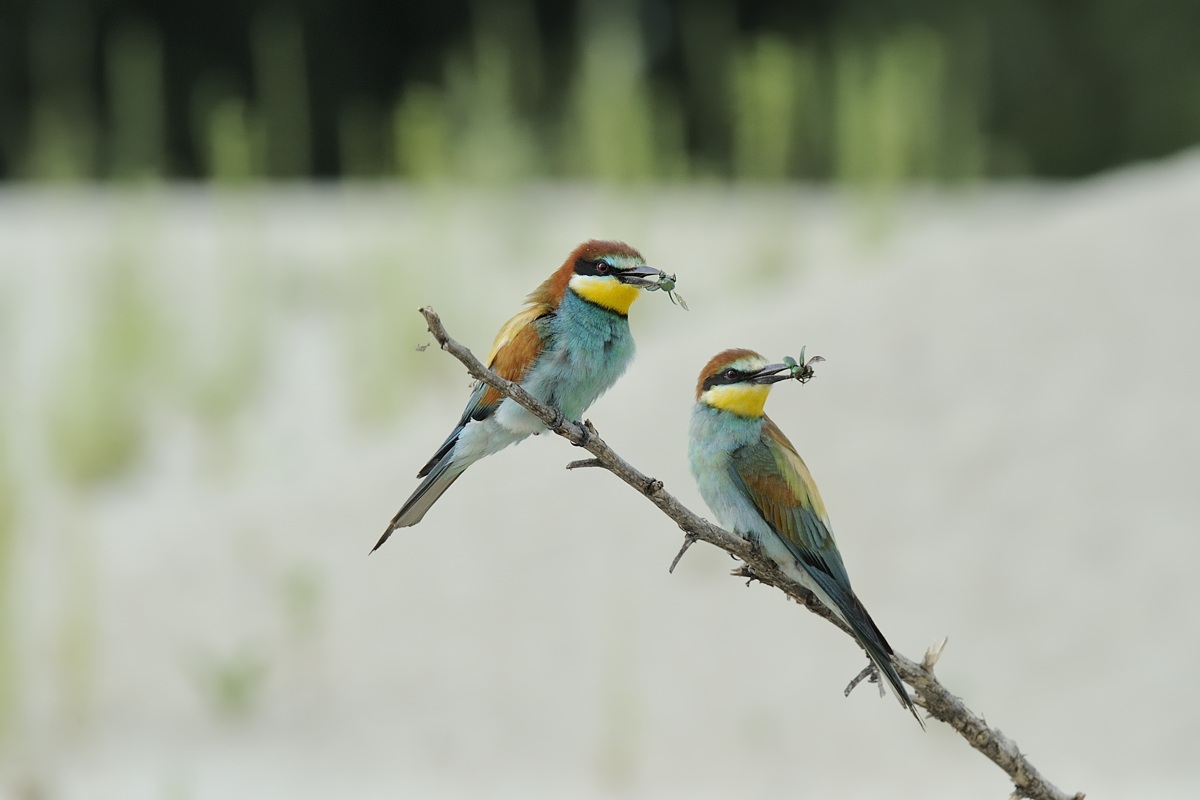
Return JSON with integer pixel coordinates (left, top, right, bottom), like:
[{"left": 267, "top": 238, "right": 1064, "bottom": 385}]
[
  {"left": 732, "top": 564, "right": 762, "bottom": 586},
  {"left": 840, "top": 662, "right": 888, "bottom": 695},
  {"left": 572, "top": 421, "right": 591, "bottom": 447}
]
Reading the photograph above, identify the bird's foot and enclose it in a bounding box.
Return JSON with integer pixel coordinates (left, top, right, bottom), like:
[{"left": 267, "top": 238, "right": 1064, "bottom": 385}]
[
  {"left": 572, "top": 420, "right": 591, "bottom": 447},
  {"left": 549, "top": 409, "right": 590, "bottom": 446},
  {"left": 732, "top": 564, "right": 763, "bottom": 586},
  {"left": 843, "top": 662, "right": 882, "bottom": 698}
]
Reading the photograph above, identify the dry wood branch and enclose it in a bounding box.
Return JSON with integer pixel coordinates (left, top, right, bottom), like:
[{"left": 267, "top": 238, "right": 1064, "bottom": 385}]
[{"left": 417, "top": 305, "right": 1085, "bottom": 800}]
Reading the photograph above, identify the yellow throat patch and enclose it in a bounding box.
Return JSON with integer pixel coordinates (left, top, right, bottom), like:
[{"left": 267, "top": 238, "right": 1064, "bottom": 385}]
[
  {"left": 702, "top": 383, "right": 771, "bottom": 418},
  {"left": 569, "top": 275, "right": 641, "bottom": 315}
]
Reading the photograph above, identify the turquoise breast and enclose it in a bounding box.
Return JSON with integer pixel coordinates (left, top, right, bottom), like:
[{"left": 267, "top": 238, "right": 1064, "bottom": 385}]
[{"left": 527, "top": 289, "right": 636, "bottom": 421}]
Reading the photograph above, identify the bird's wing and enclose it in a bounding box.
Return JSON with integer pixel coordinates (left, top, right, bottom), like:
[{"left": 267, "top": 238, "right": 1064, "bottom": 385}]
[
  {"left": 728, "top": 417, "right": 852, "bottom": 590},
  {"left": 460, "top": 303, "right": 551, "bottom": 424},
  {"left": 415, "top": 303, "right": 550, "bottom": 479},
  {"left": 732, "top": 419, "right": 918, "bottom": 723},
  {"left": 486, "top": 304, "right": 544, "bottom": 365}
]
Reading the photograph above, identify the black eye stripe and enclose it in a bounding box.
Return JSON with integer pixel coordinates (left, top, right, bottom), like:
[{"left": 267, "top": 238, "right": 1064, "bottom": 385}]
[
  {"left": 573, "top": 257, "right": 617, "bottom": 277},
  {"left": 702, "top": 368, "right": 750, "bottom": 392}
]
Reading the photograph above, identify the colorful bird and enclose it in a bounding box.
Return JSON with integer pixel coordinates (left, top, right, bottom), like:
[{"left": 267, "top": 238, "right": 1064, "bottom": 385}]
[
  {"left": 372, "top": 240, "right": 667, "bottom": 552},
  {"left": 688, "top": 348, "right": 923, "bottom": 726}
]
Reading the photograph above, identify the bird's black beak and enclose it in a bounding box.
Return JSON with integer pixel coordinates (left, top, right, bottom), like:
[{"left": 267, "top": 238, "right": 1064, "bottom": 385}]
[
  {"left": 751, "top": 363, "right": 792, "bottom": 384},
  {"left": 617, "top": 264, "right": 663, "bottom": 287}
]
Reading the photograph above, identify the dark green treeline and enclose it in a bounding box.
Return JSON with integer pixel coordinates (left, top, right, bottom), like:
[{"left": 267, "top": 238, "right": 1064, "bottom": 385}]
[{"left": 1, "top": 0, "right": 1197, "bottom": 182}]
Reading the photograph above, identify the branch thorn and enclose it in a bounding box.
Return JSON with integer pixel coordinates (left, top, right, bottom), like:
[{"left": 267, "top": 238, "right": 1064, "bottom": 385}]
[
  {"left": 923, "top": 636, "right": 949, "bottom": 673},
  {"left": 668, "top": 532, "right": 698, "bottom": 573}
]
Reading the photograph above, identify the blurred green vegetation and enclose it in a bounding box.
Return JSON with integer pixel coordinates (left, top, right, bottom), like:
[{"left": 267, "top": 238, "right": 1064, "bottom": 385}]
[
  {"left": 174, "top": 252, "right": 269, "bottom": 453},
  {"left": 340, "top": 246, "right": 431, "bottom": 425},
  {"left": 0, "top": 421, "right": 15, "bottom": 741},
  {"left": 105, "top": 20, "right": 165, "bottom": 182},
  {"left": 58, "top": 504, "right": 96, "bottom": 727},
  {"left": 0, "top": 302, "right": 14, "bottom": 740},
  {"left": 46, "top": 257, "right": 159, "bottom": 487},
  {"left": 281, "top": 565, "right": 322, "bottom": 640},
  {"left": 3, "top": 0, "right": 1196, "bottom": 184},
  {"left": 196, "top": 647, "right": 269, "bottom": 721},
  {"left": 41, "top": 252, "right": 162, "bottom": 728}
]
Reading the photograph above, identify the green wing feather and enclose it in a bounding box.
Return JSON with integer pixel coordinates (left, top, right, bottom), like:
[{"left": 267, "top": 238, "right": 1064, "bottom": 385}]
[
  {"left": 728, "top": 417, "right": 923, "bottom": 726},
  {"left": 728, "top": 417, "right": 852, "bottom": 592}
]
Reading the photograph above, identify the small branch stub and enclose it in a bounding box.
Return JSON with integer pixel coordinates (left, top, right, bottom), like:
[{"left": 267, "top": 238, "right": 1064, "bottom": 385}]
[
  {"left": 668, "top": 533, "right": 698, "bottom": 574},
  {"left": 924, "top": 636, "right": 949, "bottom": 673}
]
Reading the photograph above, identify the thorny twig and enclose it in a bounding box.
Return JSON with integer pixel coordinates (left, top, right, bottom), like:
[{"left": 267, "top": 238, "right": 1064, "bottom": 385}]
[{"left": 416, "top": 306, "right": 1085, "bottom": 800}]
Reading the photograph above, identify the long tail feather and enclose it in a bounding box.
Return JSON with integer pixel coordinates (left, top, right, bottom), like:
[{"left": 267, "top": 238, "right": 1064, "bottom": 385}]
[
  {"left": 841, "top": 593, "right": 925, "bottom": 728},
  {"left": 371, "top": 442, "right": 468, "bottom": 553},
  {"left": 417, "top": 424, "right": 463, "bottom": 479},
  {"left": 807, "top": 571, "right": 924, "bottom": 728}
]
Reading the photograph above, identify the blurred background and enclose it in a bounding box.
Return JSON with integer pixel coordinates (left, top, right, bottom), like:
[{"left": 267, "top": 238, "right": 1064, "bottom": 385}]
[
  {"left": 2, "top": 0, "right": 1200, "bottom": 798},
  {"left": 3, "top": 0, "right": 1200, "bottom": 183}
]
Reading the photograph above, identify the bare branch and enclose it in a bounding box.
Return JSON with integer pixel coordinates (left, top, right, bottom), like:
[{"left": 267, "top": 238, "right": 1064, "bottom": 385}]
[{"left": 417, "top": 306, "right": 1086, "bottom": 800}]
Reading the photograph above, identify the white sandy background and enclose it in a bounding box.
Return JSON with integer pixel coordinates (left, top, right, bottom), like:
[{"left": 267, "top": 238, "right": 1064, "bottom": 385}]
[{"left": 2, "top": 154, "right": 1199, "bottom": 798}]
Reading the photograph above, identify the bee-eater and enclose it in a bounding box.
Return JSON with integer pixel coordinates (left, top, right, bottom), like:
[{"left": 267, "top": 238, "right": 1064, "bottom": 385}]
[
  {"left": 372, "top": 240, "right": 666, "bottom": 552},
  {"left": 688, "top": 349, "right": 922, "bottom": 725}
]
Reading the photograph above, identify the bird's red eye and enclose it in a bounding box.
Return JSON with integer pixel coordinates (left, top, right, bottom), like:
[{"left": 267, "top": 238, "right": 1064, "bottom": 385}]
[
  {"left": 723, "top": 369, "right": 738, "bottom": 380},
  {"left": 595, "top": 260, "right": 611, "bottom": 274}
]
